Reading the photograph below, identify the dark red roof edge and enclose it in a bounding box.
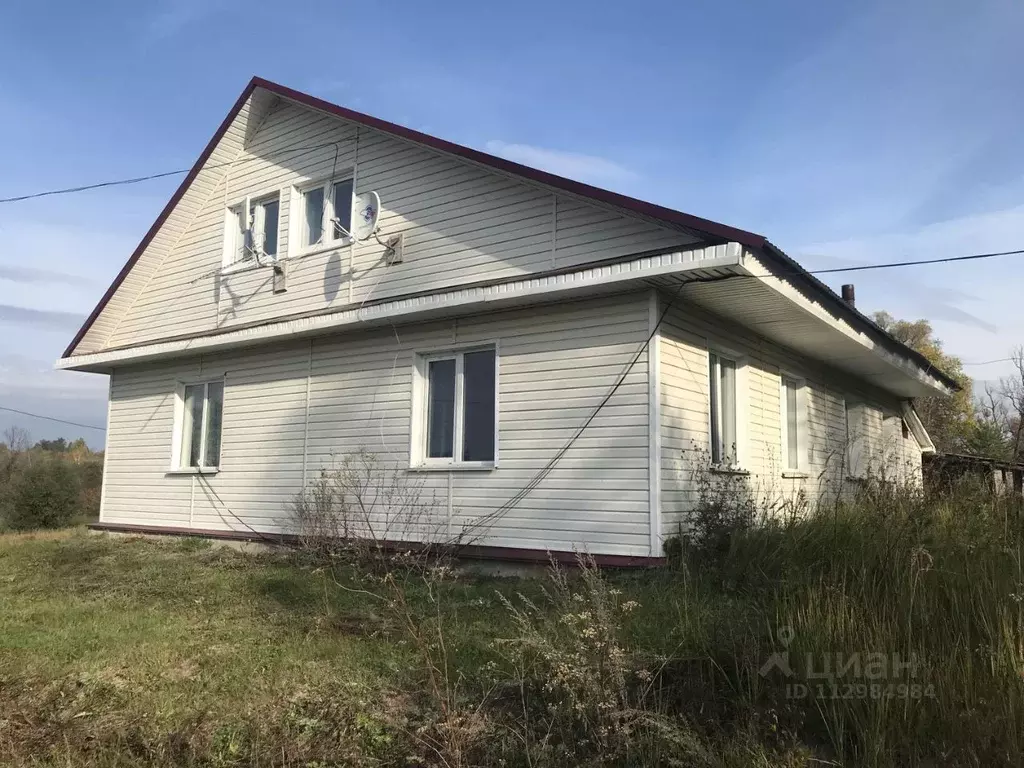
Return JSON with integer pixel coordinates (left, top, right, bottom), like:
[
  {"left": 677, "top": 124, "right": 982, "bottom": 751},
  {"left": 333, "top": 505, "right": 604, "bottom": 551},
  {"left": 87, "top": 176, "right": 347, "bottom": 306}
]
[
  {"left": 62, "top": 76, "right": 765, "bottom": 358},
  {"left": 63, "top": 76, "right": 956, "bottom": 394},
  {"left": 761, "top": 241, "right": 962, "bottom": 392},
  {"left": 61, "top": 81, "right": 259, "bottom": 359}
]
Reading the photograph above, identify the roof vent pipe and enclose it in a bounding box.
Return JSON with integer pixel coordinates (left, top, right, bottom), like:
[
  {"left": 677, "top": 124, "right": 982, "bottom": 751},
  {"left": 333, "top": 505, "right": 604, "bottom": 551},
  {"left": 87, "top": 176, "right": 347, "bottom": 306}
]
[{"left": 841, "top": 283, "right": 856, "bottom": 308}]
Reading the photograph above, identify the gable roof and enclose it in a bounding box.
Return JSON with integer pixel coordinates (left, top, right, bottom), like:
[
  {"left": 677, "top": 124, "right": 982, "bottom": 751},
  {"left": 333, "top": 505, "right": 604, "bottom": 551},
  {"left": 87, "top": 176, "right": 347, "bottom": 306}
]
[{"left": 60, "top": 76, "right": 959, "bottom": 394}]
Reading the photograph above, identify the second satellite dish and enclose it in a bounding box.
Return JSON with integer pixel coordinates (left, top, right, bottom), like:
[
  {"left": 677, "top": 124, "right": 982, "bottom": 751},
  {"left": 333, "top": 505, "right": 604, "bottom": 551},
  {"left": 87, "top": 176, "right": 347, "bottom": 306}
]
[{"left": 352, "top": 191, "right": 380, "bottom": 241}]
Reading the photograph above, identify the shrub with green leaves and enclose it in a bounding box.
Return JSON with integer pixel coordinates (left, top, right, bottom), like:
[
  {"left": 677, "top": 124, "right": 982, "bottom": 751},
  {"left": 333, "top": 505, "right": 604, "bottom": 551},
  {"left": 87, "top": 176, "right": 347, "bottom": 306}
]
[{"left": 6, "top": 459, "right": 81, "bottom": 530}]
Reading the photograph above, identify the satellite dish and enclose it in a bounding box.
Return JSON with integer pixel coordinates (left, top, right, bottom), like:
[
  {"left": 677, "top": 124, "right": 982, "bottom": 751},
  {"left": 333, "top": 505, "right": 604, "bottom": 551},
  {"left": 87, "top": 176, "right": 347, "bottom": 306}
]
[{"left": 352, "top": 191, "right": 380, "bottom": 241}]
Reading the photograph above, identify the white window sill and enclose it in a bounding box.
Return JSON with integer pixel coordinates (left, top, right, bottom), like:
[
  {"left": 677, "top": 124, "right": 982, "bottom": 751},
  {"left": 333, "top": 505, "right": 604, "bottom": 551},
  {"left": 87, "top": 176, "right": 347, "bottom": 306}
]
[
  {"left": 220, "top": 259, "right": 262, "bottom": 276},
  {"left": 409, "top": 463, "right": 496, "bottom": 473},
  {"left": 166, "top": 467, "right": 219, "bottom": 476},
  {"left": 782, "top": 470, "right": 810, "bottom": 479},
  {"left": 710, "top": 465, "right": 750, "bottom": 476},
  {"left": 219, "top": 239, "right": 352, "bottom": 277},
  {"left": 293, "top": 238, "right": 352, "bottom": 260}
]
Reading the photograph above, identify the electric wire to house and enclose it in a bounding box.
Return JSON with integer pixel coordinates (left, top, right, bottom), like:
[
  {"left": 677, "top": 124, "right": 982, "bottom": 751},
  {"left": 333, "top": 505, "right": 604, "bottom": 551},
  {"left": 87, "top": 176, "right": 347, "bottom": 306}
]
[
  {"left": 7, "top": 157, "right": 1024, "bottom": 540},
  {"left": 0, "top": 140, "right": 352, "bottom": 205},
  {"left": 0, "top": 406, "right": 106, "bottom": 432}
]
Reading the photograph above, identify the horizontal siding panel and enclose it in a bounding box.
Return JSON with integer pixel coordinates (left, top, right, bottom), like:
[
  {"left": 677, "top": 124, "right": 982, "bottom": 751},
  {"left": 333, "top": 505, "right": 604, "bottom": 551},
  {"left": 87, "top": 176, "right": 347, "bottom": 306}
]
[
  {"left": 100, "top": 293, "right": 653, "bottom": 557},
  {"left": 101, "top": 98, "right": 688, "bottom": 349},
  {"left": 658, "top": 296, "right": 922, "bottom": 537}
]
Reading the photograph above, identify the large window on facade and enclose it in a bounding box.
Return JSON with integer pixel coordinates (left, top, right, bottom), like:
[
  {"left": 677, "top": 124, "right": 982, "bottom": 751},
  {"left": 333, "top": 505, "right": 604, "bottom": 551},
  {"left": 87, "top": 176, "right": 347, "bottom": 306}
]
[
  {"left": 174, "top": 381, "right": 224, "bottom": 471},
  {"left": 708, "top": 352, "right": 738, "bottom": 465},
  {"left": 417, "top": 347, "right": 497, "bottom": 466}
]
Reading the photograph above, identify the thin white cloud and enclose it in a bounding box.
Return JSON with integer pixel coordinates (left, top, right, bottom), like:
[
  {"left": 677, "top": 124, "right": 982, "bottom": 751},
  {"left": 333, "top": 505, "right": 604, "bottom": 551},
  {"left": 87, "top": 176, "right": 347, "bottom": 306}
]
[
  {"left": 485, "top": 140, "right": 638, "bottom": 185},
  {"left": 0, "top": 264, "right": 96, "bottom": 288},
  {"left": 795, "top": 203, "right": 1024, "bottom": 376},
  {"left": 0, "top": 357, "right": 107, "bottom": 447},
  {"left": 0, "top": 304, "right": 84, "bottom": 332},
  {"left": 145, "top": 0, "right": 225, "bottom": 39},
  {"left": 0, "top": 355, "right": 105, "bottom": 398}
]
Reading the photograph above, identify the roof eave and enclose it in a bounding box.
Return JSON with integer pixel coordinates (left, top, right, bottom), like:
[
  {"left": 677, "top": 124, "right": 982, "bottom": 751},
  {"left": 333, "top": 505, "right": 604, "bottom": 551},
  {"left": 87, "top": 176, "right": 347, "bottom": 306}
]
[{"left": 759, "top": 241, "right": 961, "bottom": 394}]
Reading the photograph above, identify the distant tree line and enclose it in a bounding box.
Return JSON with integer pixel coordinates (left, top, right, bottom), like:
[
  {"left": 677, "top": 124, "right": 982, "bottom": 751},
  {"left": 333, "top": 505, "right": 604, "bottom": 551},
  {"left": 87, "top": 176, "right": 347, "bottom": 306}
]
[
  {"left": 874, "top": 312, "right": 1024, "bottom": 462},
  {"left": 1, "top": 427, "right": 103, "bottom": 530}
]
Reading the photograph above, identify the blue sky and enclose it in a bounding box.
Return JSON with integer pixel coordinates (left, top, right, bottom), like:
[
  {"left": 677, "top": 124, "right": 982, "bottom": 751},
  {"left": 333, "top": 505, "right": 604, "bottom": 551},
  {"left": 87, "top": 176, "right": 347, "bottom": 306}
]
[{"left": 0, "top": 0, "right": 1021, "bottom": 446}]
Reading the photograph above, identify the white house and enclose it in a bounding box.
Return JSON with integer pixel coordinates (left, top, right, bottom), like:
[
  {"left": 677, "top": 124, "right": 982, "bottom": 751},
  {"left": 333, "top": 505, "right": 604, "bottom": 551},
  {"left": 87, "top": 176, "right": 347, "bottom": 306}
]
[{"left": 59, "top": 78, "right": 956, "bottom": 565}]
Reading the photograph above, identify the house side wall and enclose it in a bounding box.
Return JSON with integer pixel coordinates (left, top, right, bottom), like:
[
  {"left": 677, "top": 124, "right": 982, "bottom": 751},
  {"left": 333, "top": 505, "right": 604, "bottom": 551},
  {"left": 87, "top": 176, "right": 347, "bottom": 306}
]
[
  {"left": 658, "top": 297, "right": 921, "bottom": 539},
  {"left": 104, "top": 99, "right": 692, "bottom": 351},
  {"left": 101, "top": 293, "right": 654, "bottom": 557}
]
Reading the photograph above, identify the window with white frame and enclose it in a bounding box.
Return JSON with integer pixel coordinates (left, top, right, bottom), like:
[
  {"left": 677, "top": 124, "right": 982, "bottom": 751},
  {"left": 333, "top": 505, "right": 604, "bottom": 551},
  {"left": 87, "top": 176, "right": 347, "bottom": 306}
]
[
  {"left": 226, "top": 194, "right": 280, "bottom": 266},
  {"left": 708, "top": 351, "right": 738, "bottom": 465},
  {"left": 415, "top": 347, "right": 497, "bottom": 466},
  {"left": 780, "top": 376, "right": 806, "bottom": 471},
  {"left": 173, "top": 381, "right": 224, "bottom": 470},
  {"left": 299, "top": 177, "right": 354, "bottom": 250}
]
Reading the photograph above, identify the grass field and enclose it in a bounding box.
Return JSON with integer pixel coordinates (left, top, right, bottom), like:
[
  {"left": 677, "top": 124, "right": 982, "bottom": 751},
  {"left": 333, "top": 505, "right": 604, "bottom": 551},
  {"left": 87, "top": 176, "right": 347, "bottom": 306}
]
[{"left": 2, "top": 486, "right": 1023, "bottom": 767}]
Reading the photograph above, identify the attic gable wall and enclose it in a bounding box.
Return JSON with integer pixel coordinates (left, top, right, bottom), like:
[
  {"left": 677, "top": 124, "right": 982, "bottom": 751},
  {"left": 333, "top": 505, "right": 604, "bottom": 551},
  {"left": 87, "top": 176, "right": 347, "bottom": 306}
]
[
  {"left": 72, "top": 89, "right": 277, "bottom": 355},
  {"left": 87, "top": 97, "right": 694, "bottom": 352}
]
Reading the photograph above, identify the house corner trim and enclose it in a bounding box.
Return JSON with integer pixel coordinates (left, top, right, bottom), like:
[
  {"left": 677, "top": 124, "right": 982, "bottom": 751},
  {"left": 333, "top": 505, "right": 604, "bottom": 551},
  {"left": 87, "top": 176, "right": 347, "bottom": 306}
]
[{"left": 647, "top": 290, "right": 663, "bottom": 556}]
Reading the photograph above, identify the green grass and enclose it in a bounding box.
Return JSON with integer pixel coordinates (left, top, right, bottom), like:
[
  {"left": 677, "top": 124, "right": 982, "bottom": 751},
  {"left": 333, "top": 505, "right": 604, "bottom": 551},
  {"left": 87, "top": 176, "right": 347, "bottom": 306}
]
[
  {"left": 2, "top": 486, "right": 1024, "bottom": 767},
  {"left": 0, "top": 531, "right": 540, "bottom": 766}
]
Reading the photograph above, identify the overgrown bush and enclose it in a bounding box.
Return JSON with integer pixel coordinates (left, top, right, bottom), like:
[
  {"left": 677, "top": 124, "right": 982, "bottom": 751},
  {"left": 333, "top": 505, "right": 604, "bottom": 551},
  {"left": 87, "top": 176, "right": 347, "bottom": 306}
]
[
  {"left": 0, "top": 436, "right": 103, "bottom": 530},
  {"left": 494, "top": 554, "right": 712, "bottom": 767},
  {"left": 6, "top": 459, "right": 81, "bottom": 530},
  {"left": 288, "top": 448, "right": 454, "bottom": 567},
  {"left": 681, "top": 479, "right": 1024, "bottom": 765}
]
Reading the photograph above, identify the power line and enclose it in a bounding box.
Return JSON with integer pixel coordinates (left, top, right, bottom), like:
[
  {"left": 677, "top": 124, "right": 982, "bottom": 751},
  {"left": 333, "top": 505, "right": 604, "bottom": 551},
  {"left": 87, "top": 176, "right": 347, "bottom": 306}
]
[
  {"left": 962, "top": 357, "right": 1014, "bottom": 367},
  {"left": 0, "top": 170, "right": 189, "bottom": 204},
  {"left": 0, "top": 140, "right": 346, "bottom": 205},
  {"left": 463, "top": 281, "right": 688, "bottom": 537},
  {"left": 800, "top": 249, "right": 1024, "bottom": 275},
  {"left": 0, "top": 406, "right": 105, "bottom": 432}
]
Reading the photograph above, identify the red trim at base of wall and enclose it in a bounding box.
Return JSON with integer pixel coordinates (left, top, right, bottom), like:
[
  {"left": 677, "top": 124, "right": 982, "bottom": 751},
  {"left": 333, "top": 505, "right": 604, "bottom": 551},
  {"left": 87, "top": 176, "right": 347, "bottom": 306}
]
[{"left": 87, "top": 522, "right": 665, "bottom": 568}]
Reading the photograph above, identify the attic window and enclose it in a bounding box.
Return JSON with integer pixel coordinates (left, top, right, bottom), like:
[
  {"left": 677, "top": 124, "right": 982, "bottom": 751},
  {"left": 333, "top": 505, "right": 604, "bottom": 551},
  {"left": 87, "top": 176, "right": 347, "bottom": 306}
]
[
  {"left": 299, "top": 177, "right": 354, "bottom": 251},
  {"left": 225, "top": 194, "right": 279, "bottom": 266}
]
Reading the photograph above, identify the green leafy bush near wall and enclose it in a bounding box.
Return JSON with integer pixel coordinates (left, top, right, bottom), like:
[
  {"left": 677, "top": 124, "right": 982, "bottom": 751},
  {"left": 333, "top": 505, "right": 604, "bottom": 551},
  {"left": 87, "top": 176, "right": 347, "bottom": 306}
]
[{"left": 5, "top": 459, "right": 81, "bottom": 530}]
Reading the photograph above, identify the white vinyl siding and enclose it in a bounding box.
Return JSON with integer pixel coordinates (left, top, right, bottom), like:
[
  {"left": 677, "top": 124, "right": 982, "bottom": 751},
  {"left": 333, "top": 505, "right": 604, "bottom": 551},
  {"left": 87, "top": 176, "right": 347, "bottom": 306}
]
[
  {"left": 99, "top": 293, "right": 654, "bottom": 557},
  {"left": 658, "top": 295, "right": 919, "bottom": 538},
  {"left": 95, "top": 99, "right": 691, "bottom": 351}
]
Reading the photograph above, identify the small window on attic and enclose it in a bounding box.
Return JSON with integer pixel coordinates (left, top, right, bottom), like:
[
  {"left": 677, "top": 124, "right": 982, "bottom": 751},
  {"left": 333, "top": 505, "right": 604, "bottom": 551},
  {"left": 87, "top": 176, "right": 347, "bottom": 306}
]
[
  {"left": 298, "top": 176, "right": 354, "bottom": 251},
  {"left": 225, "top": 194, "right": 279, "bottom": 266}
]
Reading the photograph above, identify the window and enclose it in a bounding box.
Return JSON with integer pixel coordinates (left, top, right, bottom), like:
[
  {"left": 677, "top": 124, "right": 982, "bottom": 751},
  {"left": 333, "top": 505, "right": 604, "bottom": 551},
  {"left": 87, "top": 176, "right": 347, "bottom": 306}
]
[
  {"left": 226, "top": 195, "right": 279, "bottom": 266},
  {"left": 299, "top": 178, "right": 354, "bottom": 250},
  {"left": 174, "top": 381, "right": 224, "bottom": 470},
  {"left": 708, "top": 352, "right": 738, "bottom": 465},
  {"left": 780, "top": 376, "right": 806, "bottom": 471},
  {"left": 416, "top": 347, "right": 497, "bottom": 466}
]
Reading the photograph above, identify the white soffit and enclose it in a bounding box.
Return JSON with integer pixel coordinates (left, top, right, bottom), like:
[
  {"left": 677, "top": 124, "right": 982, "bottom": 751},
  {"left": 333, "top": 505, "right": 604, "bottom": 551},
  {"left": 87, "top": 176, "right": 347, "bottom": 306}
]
[
  {"left": 677, "top": 250, "right": 951, "bottom": 398},
  {"left": 57, "top": 244, "right": 745, "bottom": 372}
]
